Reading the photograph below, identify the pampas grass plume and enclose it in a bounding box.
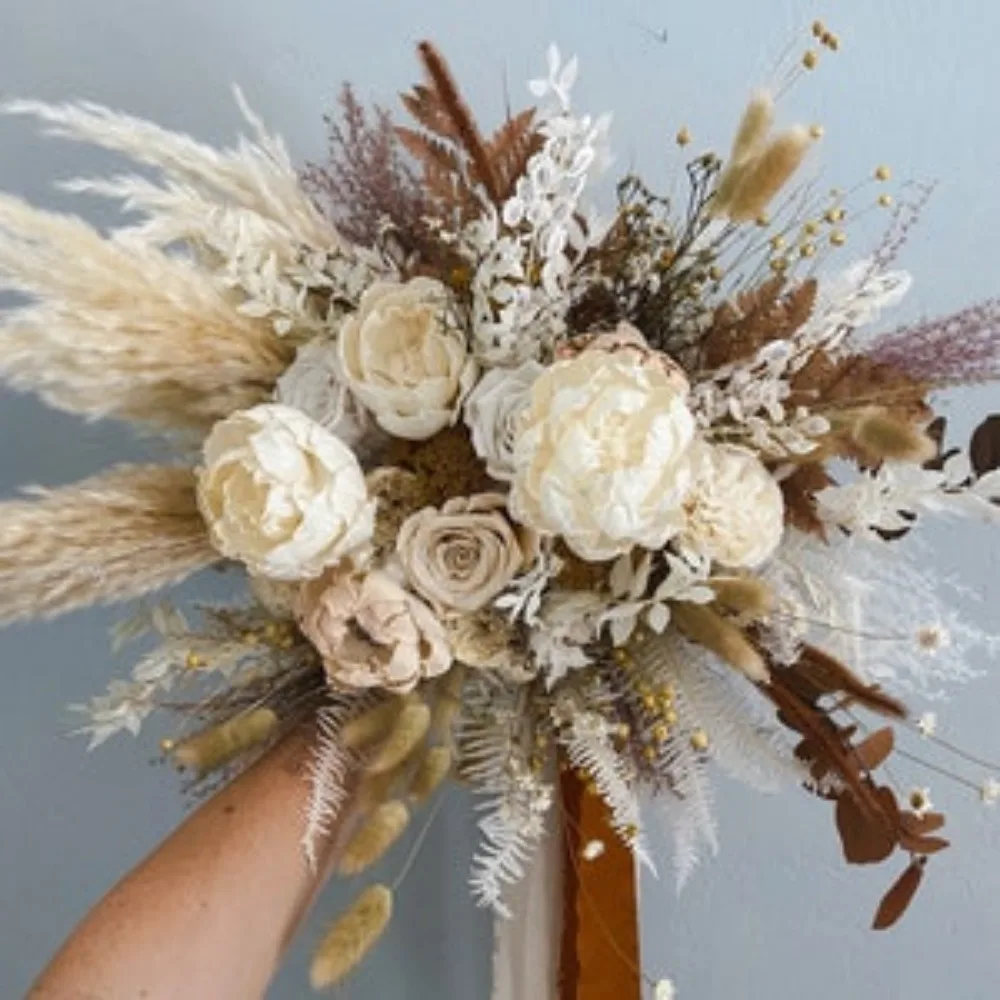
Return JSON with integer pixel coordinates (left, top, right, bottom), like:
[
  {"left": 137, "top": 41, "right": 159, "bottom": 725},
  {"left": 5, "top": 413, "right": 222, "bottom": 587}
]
[
  {"left": 724, "top": 126, "right": 812, "bottom": 222},
  {"left": 709, "top": 576, "right": 775, "bottom": 618},
  {"left": 173, "top": 708, "right": 278, "bottom": 775},
  {"left": 310, "top": 884, "right": 393, "bottom": 989},
  {"left": 337, "top": 801, "right": 410, "bottom": 875},
  {"left": 672, "top": 603, "right": 770, "bottom": 684},
  {"left": 365, "top": 701, "right": 431, "bottom": 775},
  {"left": 852, "top": 408, "right": 938, "bottom": 463}
]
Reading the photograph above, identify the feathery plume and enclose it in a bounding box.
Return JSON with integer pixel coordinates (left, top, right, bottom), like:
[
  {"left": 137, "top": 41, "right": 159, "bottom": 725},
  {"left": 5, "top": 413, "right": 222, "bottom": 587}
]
[
  {"left": 0, "top": 465, "right": 217, "bottom": 624},
  {"left": 709, "top": 576, "right": 775, "bottom": 618},
  {"left": 172, "top": 708, "right": 279, "bottom": 775},
  {"left": 851, "top": 408, "right": 937, "bottom": 463},
  {"left": 310, "top": 884, "right": 394, "bottom": 989},
  {"left": 366, "top": 701, "right": 431, "bottom": 775},
  {"left": 0, "top": 195, "right": 294, "bottom": 430},
  {"left": 340, "top": 697, "right": 406, "bottom": 752},
  {"left": 671, "top": 603, "right": 770, "bottom": 684},
  {"left": 409, "top": 746, "right": 453, "bottom": 803},
  {"left": 337, "top": 800, "right": 410, "bottom": 875},
  {"left": 723, "top": 126, "right": 813, "bottom": 222}
]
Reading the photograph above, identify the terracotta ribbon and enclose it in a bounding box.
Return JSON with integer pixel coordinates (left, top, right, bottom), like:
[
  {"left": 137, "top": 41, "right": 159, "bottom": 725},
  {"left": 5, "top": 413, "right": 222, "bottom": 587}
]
[{"left": 558, "top": 766, "right": 642, "bottom": 1000}]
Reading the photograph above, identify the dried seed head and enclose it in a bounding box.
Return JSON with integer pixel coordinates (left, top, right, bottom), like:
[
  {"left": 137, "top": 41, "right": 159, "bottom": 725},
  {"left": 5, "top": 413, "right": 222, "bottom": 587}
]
[
  {"left": 676, "top": 126, "right": 692, "bottom": 147},
  {"left": 310, "top": 884, "right": 393, "bottom": 989},
  {"left": 172, "top": 708, "right": 278, "bottom": 775},
  {"left": 725, "top": 126, "right": 813, "bottom": 222},
  {"left": 366, "top": 701, "right": 431, "bottom": 775},
  {"left": 690, "top": 729, "right": 710, "bottom": 752},
  {"left": 340, "top": 698, "right": 405, "bottom": 752},
  {"left": 337, "top": 801, "right": 410, "bottom": 876},
  {"left": 409, "top": 745, "right": 453, "bottom": 803},
  {"left": 709, "top": 576, "right": 775, "bottom": 618},
  {"left": 671, "top": 603, "right": 770, "bottom": 683},
  {"left": 729, "top": 91, "right": 775, "bottom": 164},
  {"left": 852, "top": 409, "right": 938, "bottom": 464}
]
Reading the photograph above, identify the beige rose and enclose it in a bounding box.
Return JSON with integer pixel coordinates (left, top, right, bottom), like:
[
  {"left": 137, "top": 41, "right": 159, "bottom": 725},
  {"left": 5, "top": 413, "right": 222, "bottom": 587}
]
[
  {"left": 397, "top": 494, "right": 535, "bottom": 614},
  {"left": 336, "top": 277, "right": 477, "bottom": 440},
  {"left": 296, "top": 568, "right": 451, "bottom": 693}
]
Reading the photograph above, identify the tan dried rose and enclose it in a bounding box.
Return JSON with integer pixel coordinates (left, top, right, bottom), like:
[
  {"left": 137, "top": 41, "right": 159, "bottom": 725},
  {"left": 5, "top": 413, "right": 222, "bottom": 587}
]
[
  {"left": 296, "top": 568, "right": 451, "bottom": 694},
  {"left": 397, "top": 494, "right": 535, "bottom": 614}
]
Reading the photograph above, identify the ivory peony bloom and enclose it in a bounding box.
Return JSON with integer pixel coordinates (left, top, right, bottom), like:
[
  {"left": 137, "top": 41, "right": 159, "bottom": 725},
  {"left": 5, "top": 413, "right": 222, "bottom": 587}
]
[
  {"left": 197, "top": 403, "right": 373, "bottom": 580},
  {"left": 397, "top": 493, "right": 534, "bottom": 613},
  {"left": 681, "top": 442, "right": 785, "bottom": 569},
  {"left": 336, "top": 277, "right": 477, "bottom": 440},
  {"left": 463, "top": 359, "right": 544, "bottom": 481},
  {"left": 296, "top": 568, "right": 451, "bottom": 693},
  {"left": 508, "top": 346, "right": 696, "bottom": 560}
]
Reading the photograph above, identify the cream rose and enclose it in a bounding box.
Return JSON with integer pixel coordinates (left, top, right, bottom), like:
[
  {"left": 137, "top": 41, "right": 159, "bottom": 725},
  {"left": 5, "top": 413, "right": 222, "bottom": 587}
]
[
  {"left": 197, "top": 403, "right": 373, "bottom": 580},
  {"left": 508, "top": 346, "right": 696, "bottom": 561},
  {"left": 681, "top": 442, "right": 785, "bottom": 569},
  {"left": 397, "top": 494, "right": 534, "bottom": 613},
  {"left": 463, "top": 360, "right": 543, "bottom": 481},
  {"left": 296, "top": 568, "right": 451, "bottom": 693},
  {"left": 336, "top": 277, "right": 477, "bottom": 440}
]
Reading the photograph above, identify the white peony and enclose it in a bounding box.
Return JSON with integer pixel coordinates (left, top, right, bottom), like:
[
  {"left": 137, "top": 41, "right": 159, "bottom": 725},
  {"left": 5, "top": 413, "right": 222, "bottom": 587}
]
[
  {"left": 463, "top": 359, "right": 544, "bottom": 481},
  {"left": 336, "top": 277, "right": 477, "bottom": 440},
  {"left": 681, "top": 442, "right": 785, "bottom": 569},
  {"left": 508, "top": 346, "right": 696, "bottom": 560},
  {"left": 196, "top": 403, "right": 373, "bottom": 580},
  {"left": 275, "top": 336, "right": 370, "bottom": 448}
]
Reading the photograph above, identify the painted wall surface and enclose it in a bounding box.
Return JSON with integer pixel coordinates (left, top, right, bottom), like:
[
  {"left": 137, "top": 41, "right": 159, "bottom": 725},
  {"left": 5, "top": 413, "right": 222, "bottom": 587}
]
[{"left": 1, "top": 2, "right": 997, "bottom": 997}]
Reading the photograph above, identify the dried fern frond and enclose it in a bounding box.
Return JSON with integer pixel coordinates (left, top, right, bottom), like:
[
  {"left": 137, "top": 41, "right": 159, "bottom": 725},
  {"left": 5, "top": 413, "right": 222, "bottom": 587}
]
[
  {"left": 0, "top": 465, "right": 217, "bottom": 624},
  {"left": 310, "top": 884, "right": 393, "bottom": 989},
  {"left": 0, "top": 195, "right": 294, "bottom": 430}
]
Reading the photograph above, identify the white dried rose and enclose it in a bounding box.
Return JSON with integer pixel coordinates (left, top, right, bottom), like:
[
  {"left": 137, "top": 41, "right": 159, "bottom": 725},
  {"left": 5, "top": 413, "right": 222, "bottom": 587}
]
[
  {"left": 197, "top": 403, "right": 373, "bottom": 580},
  {"left": 397, "top": 494, "right": 535, "bottom": 613},
  {"left": 336, "top": 277, "right": 477, "bottom": 440},
  {"left": 681, "top": 441, "right": 785, "bottom": 569},
  {"left": 509, "top": 346, "right": 696, "bottom": 560},
  {"left": 296, "top": 567, "right": 451, "bottom": 694},
  {"left": 464, "top": 359, "right": 544, "bottom": 481},
  {"left": 275, "top": 336, "right": 370, "bottom": 448}
]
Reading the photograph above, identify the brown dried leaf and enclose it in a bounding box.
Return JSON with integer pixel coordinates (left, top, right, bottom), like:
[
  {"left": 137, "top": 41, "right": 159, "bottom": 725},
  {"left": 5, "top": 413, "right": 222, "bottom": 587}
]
[
  {"left": 835, "top": 791, "right": 897, "bottom": 864},
  {"left": 853, "top": 727, "right": 895, "bottom": 772},
  {"left": 780, "top": 463, "right": 832, "bottom": 538},
  {"left": 794, "top": 645, "right": 908, "bottom": 719},
  {"left": 899, "top": 832, "right": 950, "bottom": 856},
  {"left": 899, "top": 810, "right": 946, "bottom": 836},
  {"left": 872, "top": 859, "right": 926, "bottom": 930},
  {"left": 970, "top": 414, "right": 1000, "bottom": 476}
]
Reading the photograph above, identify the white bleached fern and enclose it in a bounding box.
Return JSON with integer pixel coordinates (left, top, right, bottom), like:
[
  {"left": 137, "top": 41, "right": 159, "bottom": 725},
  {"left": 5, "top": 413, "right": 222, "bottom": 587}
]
[
  {"left": 302, "top": 695, "right": 366, "bottom": 870},
  {"left": 558, "top": 710, "right": 654, "bottom": 871},
  {"left": 458, "top": 678, "right": 554, "bottom": 917}
]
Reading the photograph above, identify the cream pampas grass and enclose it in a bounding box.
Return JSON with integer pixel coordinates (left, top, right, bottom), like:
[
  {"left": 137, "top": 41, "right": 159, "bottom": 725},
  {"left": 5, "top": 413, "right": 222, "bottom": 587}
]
[
  {"left": 310, "top": 884, "right": 394, "bottom": 989},
  {"left": 0, "top": 194, "right": 294, "bottom": 429},
  {"left": 0, "top": 465, "right": 217, "bottom": 623},
  {"left": 4, "top": 92, "right": 333, "bottom": 252},
  {"left": 671, "top": 603, "right": 770, "bottom": 684}
]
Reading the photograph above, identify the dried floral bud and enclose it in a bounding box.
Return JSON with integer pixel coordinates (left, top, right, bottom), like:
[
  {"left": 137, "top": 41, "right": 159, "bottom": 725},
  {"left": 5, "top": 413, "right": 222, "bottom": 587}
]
[
  {"left": 875, "top": 165, "right": 892, "bottom": 181},
  {"left": 310, "top": 884, "right": 393, "bottom": 988},
  {"left": 341, "top": 699, "right": 406, "bottom": 752},
  {"left": 409, "top": 746, "right": 453, "bottom": 803},
  {"left": 337, "top": 801, "right": 410, "bottom": 875},
  {"left": 366, "top": 701, "right": 432, "bottom": 775},
  {"left": 829, "top": 230, "right": 847, "bottom": 246},
  {"left": 709, "top": 575, "right": 775, "bottom": 617},
  {"left": 812, "top": 19, "right": 825, "bottom": 37},
  {"left": 671, "top": 603, "right": 769, "bottom": 683},
  {"left": 851, "top": 409, "right": 937, "bottom": 463},
  {"left": 675, "top": 126, "right": 692, "bottom": 147},
  {"left": 802, "top": 50, "right": 819, "bottom": 70},
  {"left": 809, "top": 124, "right": 824, "bottom": 139},
  {"left": 725, "top": 127, "right": 813, "bottom": 222},
  {"left": 172, "top": 708, "right": 278, "bottom": 775},
  {"left": 690, "top": 729, "right": 710, "bottom": 752},
  {"left": 878, "top": 193, "right": 893, "bottom": 207}
]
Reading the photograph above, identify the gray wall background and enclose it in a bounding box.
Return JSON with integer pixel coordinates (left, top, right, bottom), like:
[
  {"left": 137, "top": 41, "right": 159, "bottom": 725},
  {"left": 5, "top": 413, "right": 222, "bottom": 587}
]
[{"left": 1, "top": 1, "right": 998, "bottom": 997}]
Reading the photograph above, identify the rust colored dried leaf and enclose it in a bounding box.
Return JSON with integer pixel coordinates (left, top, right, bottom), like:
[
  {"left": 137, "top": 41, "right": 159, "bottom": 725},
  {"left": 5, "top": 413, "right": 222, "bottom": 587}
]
[
  {"left": 835, "top": 792, "right": 897, "bottom": 865},
  {"left": 899, "top": 832, "right": 950, "bottom": 856},
  {"left": 899, "top": 810, "right": 946, "bottom": 836},
  {"left": 853, "top": 727, "right": 895, "bottom": 772},
  {"left": 780, "top": 463, "right": 832, "bottom": 538},
  {"left": 795, "top": 645, "right": 907, "bottom": 719},
  {"left": 872, "top": 859, "right": 926, "bottom": 930},
  {"left": 970, "top": 414, "right": 1000, "bottom": 476}
]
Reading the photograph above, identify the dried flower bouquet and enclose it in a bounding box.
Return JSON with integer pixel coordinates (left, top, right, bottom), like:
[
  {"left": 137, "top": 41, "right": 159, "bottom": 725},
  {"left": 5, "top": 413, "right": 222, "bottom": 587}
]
[{"left": 2, "top": 19, "right": 1000, "bottom": 995}]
